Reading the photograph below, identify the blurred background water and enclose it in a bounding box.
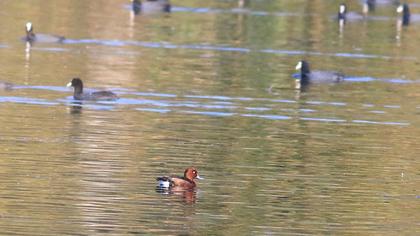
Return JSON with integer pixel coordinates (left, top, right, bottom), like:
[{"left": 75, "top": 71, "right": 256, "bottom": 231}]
[{"left": 0, "top": 0, "right": 419, "bottom": 234}]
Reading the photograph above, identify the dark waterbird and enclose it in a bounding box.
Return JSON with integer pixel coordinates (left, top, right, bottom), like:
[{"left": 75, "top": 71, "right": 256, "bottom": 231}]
[
  {"left": 364, "top": 0, "right": 376, "bottom": 12},
  {"left": 66, "top": 78, "right": 118, "bottom": 101},
  {"left": 337, "top": 3, "right": 366, "bottom": 22},
  {"left": 0, "top": 81, "right": 14, "bottom": 90},
  {"left": 363, "top": 0, "right": 400, "bottom": 7},
  {"left": 131, "top": 0, "right": 171, "bottom": 14},
  {"left": 397, "top": 3, "right": 410, "bottom": 26},
  {"left": 294, "top": 60, "right": 344, "bottom": 90},
  {"left": 132, "top": 0, "right": 141, "bottom": 14},
  {"left": 24, "top": 22, "right": 65, "bottom": 43}
]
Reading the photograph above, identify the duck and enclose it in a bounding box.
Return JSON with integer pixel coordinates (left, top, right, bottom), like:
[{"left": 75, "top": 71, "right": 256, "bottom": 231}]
[
  {"left": 66, "top": 78, "right": 119, "bottom": 101},
  {"left": 363, "top": 0, "right": 400, "bottom": 7},
  {"left": 131, "top": 0, "right": 171, "bottom": 14},
  {"left": 397, "top": 3, "right": 410, "bottom": 26},
  {"left": 294, "top": 60, "right": 344, "bottom": 90},
  {"left": 24, "top": 22, "right": 65, "bottom": 44},
  {"left": 157, "top": 167, "right": 203, "bottom": 189},
  {"left": 132, "top": 0, "right": 141, "bottom": 15},
  {"left": 0, "top": 81, "right": 14, "bottom": 90},
  {"left": 363, "top": 0, "right": 376, "bottom": 13},
  {"left": 337, "top": 3, "right": 366, "bottom": 22}
]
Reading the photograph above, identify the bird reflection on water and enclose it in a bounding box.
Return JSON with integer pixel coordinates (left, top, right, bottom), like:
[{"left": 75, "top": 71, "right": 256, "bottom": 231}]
[{"left": 156, "top": 186, "right": 198, "bottom": 204}]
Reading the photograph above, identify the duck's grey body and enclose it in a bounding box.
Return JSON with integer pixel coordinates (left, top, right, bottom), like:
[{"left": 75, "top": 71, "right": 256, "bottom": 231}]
[
  {"left": 295, "top": 61, "right": 344, "bottom": 90},
  {"left": 23, "top": 22, "right": 65, "bottom": 44},
  {"left": 337, "top": 3, "right": 366, "bottom": 22},
  {"left": 0, "top": 81, "right": 13, "bottom": 90},
  {"left": 136, "top": 0, "right": 171, "bottom": 14},
  {"left": 303, "top": 70, "right": 344, "bottom": 83}
]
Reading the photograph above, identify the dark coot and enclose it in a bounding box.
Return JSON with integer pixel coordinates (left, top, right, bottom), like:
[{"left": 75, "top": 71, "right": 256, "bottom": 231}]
[
  {"left": 294, "top": 60, "right": 344, "bottom": 90},
  {"left": 132, "top": 0, "right": 171, "bottom": 14},
  {"left": 362, "top": 0, "right": 377, "bottom": 12},
  {"left": 66, "top": 78, "right": 118, "bottom": 101},
  {"left": 397, "top": 3, "right": 410, "bottom": 26},
  {"left": 24, "top": 22, "right": 65, "bottom": 43},
  {"left": 0, "top": 81, "right": 14, "bottom": 90},
  {"left": 337, "top": 3, "right": 366, "bottom": 22},
  {"left": 364, "top": 0, "right": 400, "bottom": 6},
  {"left": 132, "top": 0, "right": 141, "bottom": 15}
]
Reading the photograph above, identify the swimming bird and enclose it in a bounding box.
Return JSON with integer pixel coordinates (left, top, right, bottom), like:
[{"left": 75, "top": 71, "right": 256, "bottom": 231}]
[
  {"left": 0, "top": 81, "right": 14, "bottom": 90},
  {"left": 397, "top": 3, "right": 410, "bottom": 26},
  {"left": 132, "top": 0, "right": 141, "bottom": 15},
  {"left": 294, "top": 60, "right": 344, "bottom": 90},
  {"left": 363, "top": 0, "right": 400, "bottom": 7},
  {"left": 157, "top": 167, "right": 203, "bottom": 189},
  {"left": 66, "top": 78, "right": 118, "bottom": 101},
  {"left": 24, "top": 22, "right": 65, "bottom": 43},
  {"left": 131, "top": 0, "right": 171, "bottom": 14},
  {"left": 338, "top": 3, "right": 366, "bottom": 22}
]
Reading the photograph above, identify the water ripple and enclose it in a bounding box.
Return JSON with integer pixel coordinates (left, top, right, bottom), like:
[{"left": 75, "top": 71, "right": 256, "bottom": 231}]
[
  {"left": 0, "top": 87, "right": 414, "bottom": 127},
  {"left": 180, "top": 110, "right": 236, "bottom": 117},
  {"left": 0, "top": 96, "right": 58, "bottom": 105},
  {"left": 135, "top": 108, "right": 171, "bottom": 113},
  {"left": 352, "top": 120, "right": 409, "bottom": 126},
  {"left": 241, "top": 114, "right": 291, "bottom": 120},
  {"left": 62, "top": 39, "right": 415, "bottom": 61}
]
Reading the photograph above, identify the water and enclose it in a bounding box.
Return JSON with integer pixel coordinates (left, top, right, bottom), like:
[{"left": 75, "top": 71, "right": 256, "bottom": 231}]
[{"left": 0, "top": 0, "right": 419, "bottom": 234}]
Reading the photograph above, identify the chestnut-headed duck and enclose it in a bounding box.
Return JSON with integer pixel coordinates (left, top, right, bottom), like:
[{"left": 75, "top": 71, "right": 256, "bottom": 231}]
[{"left": 157, "top": 167, "right": 203, "bottom": 189}]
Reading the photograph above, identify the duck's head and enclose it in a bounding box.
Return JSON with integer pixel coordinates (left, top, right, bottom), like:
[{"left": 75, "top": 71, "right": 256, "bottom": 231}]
[
  {"left": 67, "top": 78, "right": 83, "bottom": 89},
  {"left": 397, "top": 3, "right": 409, "bottom": 14},
  {"left": 26, "top": 22, "right": 33, "bottom": 33},
  {"left": 362, "top": 0, "right": 375, "bottom": 14},
  {"left": 131, "top": 0, "right": 141, "bottom": 14},
  {"left": 184, "top": 167, "right": 203, "bottom": 181},
  {"left": 338, "top": 3, "right": 347, "bottom": 19},
  {"left": 295, "top": 60, "right": 311, "bottom": 89},
  {"left": 296, "top": 60, "right": 310, "bottom": 74},
  {"left": 397, "top": 3, "right": 410, "bottom": 25},
  {"left": 365, "top": 0, "right": 375, "bottom": 12}
]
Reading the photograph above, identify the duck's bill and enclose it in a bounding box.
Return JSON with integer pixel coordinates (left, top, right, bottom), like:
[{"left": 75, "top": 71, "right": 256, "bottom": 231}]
[
  {"left": 196, "top": 175, "right": 204, "bottom": 180},
  {"left": 66, "top": 82, "right": 72, "bottom": 87}
]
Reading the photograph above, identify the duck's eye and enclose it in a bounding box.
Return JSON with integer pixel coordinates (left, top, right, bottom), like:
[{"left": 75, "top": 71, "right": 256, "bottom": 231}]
[{"left": 192, "top": 170, "right": 196, "bottom": 174}]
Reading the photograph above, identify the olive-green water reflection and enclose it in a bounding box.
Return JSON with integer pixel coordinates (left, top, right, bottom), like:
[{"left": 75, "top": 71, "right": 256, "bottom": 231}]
[{"left": 0, "top": 0, "right": 419, "bottom": 235}]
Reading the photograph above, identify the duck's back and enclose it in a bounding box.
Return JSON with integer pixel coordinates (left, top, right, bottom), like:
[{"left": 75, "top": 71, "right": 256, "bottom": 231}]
[
  {"left": 376, "top": 0, "right": 399, "bottom": 5},
  {"left": 142, "top": 0, "right": 170, "bottom": 13},
  {"left": 307, "top": 70, "right": 344, "bottom": 83},
  {"left": 76, "top": 91, "right": 118, "bottom": 101},
  {"left": 0, "top": 81, "right": 14, "bottom": 90},
  {"left": 345, "top": 12, "right": 366, "bottom": 21},
  {"left": 34, "top": 34, "right": 65, "bottom": 43},
  {"left": 157, "top": 175, "right": 195, "bottom": 188}
]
